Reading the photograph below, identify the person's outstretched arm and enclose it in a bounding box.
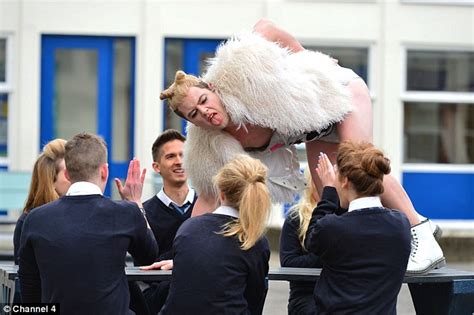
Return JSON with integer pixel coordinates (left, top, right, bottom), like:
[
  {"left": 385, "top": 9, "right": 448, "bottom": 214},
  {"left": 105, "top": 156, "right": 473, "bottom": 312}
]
[
  {"left": 253, "top": 18, "right": 304, "bottom": 52},
  {"left": 280, "top": 215, "right": 323, "bottom": 268}
]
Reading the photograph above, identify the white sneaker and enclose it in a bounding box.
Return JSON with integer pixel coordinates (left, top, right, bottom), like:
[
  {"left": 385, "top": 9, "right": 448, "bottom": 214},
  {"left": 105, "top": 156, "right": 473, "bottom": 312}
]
[
  {"left": 418, "top": 214, "right": 443, "bottom": 241},
  {"left": 406, "top": 220, "right": 446, "bottom": 275}
]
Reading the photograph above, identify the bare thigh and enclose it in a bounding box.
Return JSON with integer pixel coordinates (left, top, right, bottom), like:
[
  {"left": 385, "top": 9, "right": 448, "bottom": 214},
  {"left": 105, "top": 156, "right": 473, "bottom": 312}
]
[{"left": 306, "top": 78, "right": 373, "bottom": 194}]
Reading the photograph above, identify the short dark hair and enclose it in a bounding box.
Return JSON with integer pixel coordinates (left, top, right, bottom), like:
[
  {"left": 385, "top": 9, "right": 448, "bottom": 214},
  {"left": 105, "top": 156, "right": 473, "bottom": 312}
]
[
  {"left": 65, "top": 132, "right": 107, "bottom": 182},
  {"left": 151, "top": 129, "right": 186, "bottom": 162}
]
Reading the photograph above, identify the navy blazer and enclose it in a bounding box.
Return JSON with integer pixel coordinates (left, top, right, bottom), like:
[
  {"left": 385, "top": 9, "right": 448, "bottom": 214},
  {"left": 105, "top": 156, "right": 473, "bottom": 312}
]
[
  {"left": 18, "top": 194, "right": 158, "bottom": 315},
  {"left": 161, "top": 213, "right": 270, "bottom": 315}
]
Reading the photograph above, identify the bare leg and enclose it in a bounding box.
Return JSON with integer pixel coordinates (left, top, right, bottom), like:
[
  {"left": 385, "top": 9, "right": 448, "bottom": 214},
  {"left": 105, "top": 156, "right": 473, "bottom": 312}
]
[
  {"left": 307, "top": 71, "right": 443, "bottom": 274},
  {"left": 381, "top": 174, "right": 420, "bottom": 225},
  {"left": 307, "top": 78, "right": 421, "bottom": 225}
]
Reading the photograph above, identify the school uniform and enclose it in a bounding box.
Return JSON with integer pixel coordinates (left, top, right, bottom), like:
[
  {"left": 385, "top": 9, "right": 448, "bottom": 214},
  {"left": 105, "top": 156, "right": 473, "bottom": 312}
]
[
  {"left": 18, "top": 182, "right": 158, "bottom": 315},
  {"left": 144, "top": 188, "right": 196, "bottom": 260},
  {"left": 12, "top": 212, "right": 28, "bottom": 303},
  {"left": 160, "top": 206, "right": 270, "bottom": 315},
  {"left": 280, "top": 214, "right": 322, "bottom": 315},
  {"left": 13, "top": 212, "right": 27, "bottom": 265},
  {"left": 141, "top": 188, "right": 196, "bottom": 314},
  {"left": 305, "top": 187, "right": 411, "bottom": 315}
]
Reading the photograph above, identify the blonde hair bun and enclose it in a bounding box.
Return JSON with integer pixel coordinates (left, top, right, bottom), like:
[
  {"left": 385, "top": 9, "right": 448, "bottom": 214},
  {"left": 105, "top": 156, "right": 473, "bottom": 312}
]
[{"left": 159, "top": 70, "right": 203, "bottom": 111}]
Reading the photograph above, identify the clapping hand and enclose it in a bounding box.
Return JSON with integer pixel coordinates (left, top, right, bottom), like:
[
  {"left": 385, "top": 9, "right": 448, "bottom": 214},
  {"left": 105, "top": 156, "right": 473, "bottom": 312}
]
[{"left": 316, "top": 152, "right": 336, "bottom": 188}]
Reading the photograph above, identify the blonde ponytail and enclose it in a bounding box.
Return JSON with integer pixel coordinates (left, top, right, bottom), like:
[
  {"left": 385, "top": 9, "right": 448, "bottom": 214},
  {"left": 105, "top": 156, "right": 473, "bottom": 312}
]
[
  {"left": 288, "top": 167, "right": 320, "bottom": 250},
  {"left": 214, "top": 155, "right": 271, "bottom": 250}
]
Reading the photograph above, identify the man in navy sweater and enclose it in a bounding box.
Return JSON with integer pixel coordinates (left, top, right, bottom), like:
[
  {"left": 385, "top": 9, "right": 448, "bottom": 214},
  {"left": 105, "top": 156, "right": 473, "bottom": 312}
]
[
  {"left": 117, "top": 129, "right": 197, "bottom": 314},
  {"left": 18, "top": 132, "right": 158, "bottom": 315}
]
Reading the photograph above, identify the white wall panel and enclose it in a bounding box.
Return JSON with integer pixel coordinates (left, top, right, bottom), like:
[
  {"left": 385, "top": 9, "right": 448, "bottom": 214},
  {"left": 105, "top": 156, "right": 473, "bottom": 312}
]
[{"left": 0, "top": 0, "right": 471, "bottom": 179}]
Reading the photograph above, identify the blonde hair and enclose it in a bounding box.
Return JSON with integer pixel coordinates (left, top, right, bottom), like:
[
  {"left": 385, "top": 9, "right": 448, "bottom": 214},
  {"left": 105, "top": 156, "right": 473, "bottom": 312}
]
[
  {"left": 214, "top": 155, "right": 271, "bottom": 250},
  {"left": 23, "top": 139, "right": 67, "bottom": 214},
  {"left": 288, "top": 167, "right": 320, "bottom": 251},
  {"left": 337, "top": 141, "right": 391, "bottom": 196},
  {"left": 160, "top": 70, "right": 208, "bottom": 117}
]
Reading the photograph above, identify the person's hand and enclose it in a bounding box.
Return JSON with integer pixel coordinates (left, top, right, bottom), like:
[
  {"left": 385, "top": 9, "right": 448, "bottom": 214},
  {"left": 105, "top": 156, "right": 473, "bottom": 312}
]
[
  {"left": 140, "top": 260, "right": 174, "bottom": 271},
  {"left": 252, "top": 18, "right": 304, "bottom": 53},
  {"left": 114, "top": 158, "right": 146, "bottom": 204},
  {"left": 316, "top": 152, "right": 336, "bottom": 188}
]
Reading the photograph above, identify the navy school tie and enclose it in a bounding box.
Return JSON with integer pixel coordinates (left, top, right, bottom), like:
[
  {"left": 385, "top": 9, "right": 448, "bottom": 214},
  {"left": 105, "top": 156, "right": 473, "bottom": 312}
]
[{"left": 170, "top": 202, "right": 191, "bottom": 215}]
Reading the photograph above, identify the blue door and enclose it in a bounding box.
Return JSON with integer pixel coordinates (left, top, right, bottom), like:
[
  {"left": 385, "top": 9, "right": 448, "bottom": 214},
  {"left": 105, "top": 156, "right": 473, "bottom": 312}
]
[
  {"left": 41, "top": 35, "right": 135, "bottom": 196},
  {"left": 164, "top": 38, "right": 222, "bottom": 132}
]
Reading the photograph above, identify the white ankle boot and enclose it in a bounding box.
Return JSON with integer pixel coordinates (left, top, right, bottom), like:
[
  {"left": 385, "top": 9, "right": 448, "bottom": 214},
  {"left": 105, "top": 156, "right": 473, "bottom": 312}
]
[
  {"left": 406, "top": 220, "right": 446, "bottom": 275},
  {"left": 418, "top": 214, "right": 443, "bottom": 240}
]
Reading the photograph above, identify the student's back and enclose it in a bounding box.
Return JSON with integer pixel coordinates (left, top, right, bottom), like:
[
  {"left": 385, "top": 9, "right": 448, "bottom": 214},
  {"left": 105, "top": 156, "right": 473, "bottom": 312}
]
[
  {"left": 312, "top": 203, "right": 410, "bottom": 314},
  {"left": 160, "top": 213, "right": 270, "bottom": 315},
  {"left": 159, "top": 155, "right": 272, "bottom": 315},
  {"left": 20, "top": 195, "right": 157, "bottom": 315},
  {"left": 305, "top": 142, "right": 411, "bottom": 315},
  {"left": 19, "top": 133, "right": 158, "bottom": 315}
]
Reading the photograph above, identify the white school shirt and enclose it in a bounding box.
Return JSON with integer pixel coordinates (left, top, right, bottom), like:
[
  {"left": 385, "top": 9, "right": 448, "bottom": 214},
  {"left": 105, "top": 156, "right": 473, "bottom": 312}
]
[
  {"left": 213, "top": 206, "right": 239, "bottom": 219},
  {"left": 66, "top": 181, "right": 103, "bottom": 196},
  {"left": 157, "top": 187, "right": 195, "bottom": 213},
  {"left": 348, "top": 196, "right": 383, "bottom": 212}
]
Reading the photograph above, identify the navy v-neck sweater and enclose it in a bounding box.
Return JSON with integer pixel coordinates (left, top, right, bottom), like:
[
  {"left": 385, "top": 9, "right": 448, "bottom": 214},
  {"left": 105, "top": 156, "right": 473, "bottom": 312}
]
[{"left": 143, "top": 194, "right": 196, "bottom": 261}]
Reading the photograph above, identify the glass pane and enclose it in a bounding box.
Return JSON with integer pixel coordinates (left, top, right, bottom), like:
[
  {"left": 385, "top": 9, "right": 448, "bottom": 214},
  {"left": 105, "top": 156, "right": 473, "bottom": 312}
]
[
  {"left": 404, "top": 102, "right": 474, "bottom": 164},
  {"left": 0, "top": 39, "right": 6, "bottom": 82},
  {"left": 306, "top": 46, "right": 369, "bottom": 83},
  {"left": 164, "top": 39, "right": 184, "bottom": 131},
  {"left": 0, "top": 94, "right": 7, "bottom": 157},
  {"left": 55, "top": 49, "right": 97, "bottom": 139},
  {"left": 407, "top": 50, "right": 474, "bottom": 92},
  {"left": 112, "top": 39, "right": 132, "bottom": 162}
]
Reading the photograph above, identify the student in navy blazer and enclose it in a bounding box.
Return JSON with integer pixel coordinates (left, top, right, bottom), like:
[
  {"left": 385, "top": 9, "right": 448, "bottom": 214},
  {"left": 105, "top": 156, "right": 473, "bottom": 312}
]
[
  {"left": 305, "top": 141, "right": 411, "bottom": 315},
  {"left": 280, "top": 168, "right": 322, "bottom": 315},
  {"left": 116, "top": 129, "right": 198, "bottom": 315},
  {"left": 143, "top": 155, "right": 271, "bottom": 315},
  {"left": 18, "top": 133, "right": 158, "bottom": 315},
  {"left": 13, "top": 139, "right": 71, "bottom": 303}
]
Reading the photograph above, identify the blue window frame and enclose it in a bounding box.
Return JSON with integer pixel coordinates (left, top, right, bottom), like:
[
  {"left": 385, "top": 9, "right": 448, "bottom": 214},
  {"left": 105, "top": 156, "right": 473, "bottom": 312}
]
[
  {"left": 41, "top": 35, "right": 135, "bottom": 196},
  {"left": 163, "top": 38, "right": 222, "bottom": 133}
]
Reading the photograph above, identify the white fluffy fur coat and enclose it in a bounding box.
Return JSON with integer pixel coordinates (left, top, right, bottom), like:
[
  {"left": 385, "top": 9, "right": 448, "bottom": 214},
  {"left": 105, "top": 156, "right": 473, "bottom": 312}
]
[{"left": 185, "top": 32, "right": 354, "bottom": 203}]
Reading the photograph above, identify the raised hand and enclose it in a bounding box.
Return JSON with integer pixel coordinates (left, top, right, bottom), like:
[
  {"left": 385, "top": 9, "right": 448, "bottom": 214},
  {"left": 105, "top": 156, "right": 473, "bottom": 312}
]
[
  {"left": 316, "top": 152, "right": 336, "bottom": 188},
  {"left": 114, "top": 158, "right": 147, "bottom": 204}
]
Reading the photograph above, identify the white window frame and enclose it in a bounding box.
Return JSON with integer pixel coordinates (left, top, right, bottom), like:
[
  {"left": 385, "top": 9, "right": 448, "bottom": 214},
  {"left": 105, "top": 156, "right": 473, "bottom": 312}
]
[
  {"left": 303, "top": 41, "right": 375, "bottom": 98},
  {"left": 401, "top": 46, "right": 474, "bottom": 173},
  {"left": 0, "top": 34, "right": 13, "bottom": 167},
  {"left": 294, "top": 41, "right": 375, "bottom": 158},
  {"left": 273, "top": 41, "right": 375, "bottom": 223}
]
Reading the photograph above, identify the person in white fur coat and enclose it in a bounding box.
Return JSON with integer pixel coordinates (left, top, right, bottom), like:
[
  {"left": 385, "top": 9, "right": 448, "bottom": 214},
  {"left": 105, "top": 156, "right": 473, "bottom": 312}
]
[{"left": 159, "top": 19, "right": 444, "bottom": 274}]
